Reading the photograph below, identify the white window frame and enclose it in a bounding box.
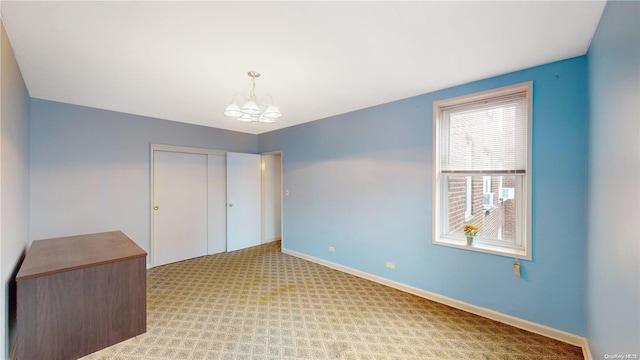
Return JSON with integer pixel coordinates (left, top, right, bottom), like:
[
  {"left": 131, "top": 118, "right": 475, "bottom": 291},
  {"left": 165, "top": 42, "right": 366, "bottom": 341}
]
[
  {"left": 464, "top": 176, "right": 473, "bottom": 221},
  {"left": 432, "top": 82, "right": 532, "bottom": 260},
  {"left": 464, "top": 140, "right": 473, "bottom": 221}
]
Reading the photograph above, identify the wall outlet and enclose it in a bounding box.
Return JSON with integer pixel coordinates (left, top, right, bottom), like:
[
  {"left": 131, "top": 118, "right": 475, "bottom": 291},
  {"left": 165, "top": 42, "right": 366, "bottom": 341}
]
[
  {"left": 386, "top": 262, "right": 395, "bottom": 269},
  {"left": 328, "top": 246, "right": 335, "bottom": 252}
]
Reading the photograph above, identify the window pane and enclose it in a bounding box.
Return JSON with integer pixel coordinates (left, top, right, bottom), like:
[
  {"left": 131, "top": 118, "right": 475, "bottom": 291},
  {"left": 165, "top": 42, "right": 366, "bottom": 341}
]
[
  {"left": 445, "top": 175, "right": 519, "bottom": 243},
  {"left": 441, "top": 96, "right": 526, "bottom": 172}
]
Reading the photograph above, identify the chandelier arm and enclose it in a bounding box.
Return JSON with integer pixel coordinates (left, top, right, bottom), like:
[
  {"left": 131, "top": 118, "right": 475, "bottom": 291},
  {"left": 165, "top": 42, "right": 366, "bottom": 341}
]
[
  {"left": 228, "top": 92, "right": 246, "bottom": 104},
  {"left": 259, "top": 94, "right": 275, "bottom": 107}
]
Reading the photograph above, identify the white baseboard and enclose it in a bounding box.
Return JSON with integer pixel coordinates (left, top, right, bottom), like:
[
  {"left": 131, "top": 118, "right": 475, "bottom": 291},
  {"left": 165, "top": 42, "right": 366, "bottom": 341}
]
[
  {"left": 582, "top": 338, "right": 593, "bottom": 360},
  {"left": 282, "top": 247, "right": 588, "bottom": 351},
  {"left": 147, "top": 263, "right": 152, "bottom": 269}
]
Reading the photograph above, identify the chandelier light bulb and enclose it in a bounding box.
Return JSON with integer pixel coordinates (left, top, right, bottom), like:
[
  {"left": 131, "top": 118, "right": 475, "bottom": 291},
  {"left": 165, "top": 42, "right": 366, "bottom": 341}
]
[
  {"left": 263, "top": 105, "right": 282, "bottom": 119},
  {"left": 223, "top": 103, "right": 242, "bottom": 118},
  {"left": 241, "top": 101, "right": 261, "bottom": 115}
]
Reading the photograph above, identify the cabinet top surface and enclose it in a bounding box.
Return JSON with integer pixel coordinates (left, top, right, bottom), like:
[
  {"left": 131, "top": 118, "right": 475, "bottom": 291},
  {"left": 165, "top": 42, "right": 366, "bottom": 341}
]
[{"left": 16, "top": 231, "right": 147, "bottom": 281}]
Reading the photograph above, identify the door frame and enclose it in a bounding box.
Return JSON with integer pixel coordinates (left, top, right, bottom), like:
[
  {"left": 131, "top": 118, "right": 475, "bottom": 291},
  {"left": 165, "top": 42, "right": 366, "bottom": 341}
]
[
  {"left": 260, "top": 150, "right": 283, "bottom": 246},
  {"left": 150, "top": 143, "right": 226, "bottom": 268}
]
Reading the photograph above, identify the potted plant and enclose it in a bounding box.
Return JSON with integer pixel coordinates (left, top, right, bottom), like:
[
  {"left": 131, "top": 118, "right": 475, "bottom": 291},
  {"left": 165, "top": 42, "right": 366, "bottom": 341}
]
[{"left": 463, "top": 224, "right": 479, "bottom": 245}]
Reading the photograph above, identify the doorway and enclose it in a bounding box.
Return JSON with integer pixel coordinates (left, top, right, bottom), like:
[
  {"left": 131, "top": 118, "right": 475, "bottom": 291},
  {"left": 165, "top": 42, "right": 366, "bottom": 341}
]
[{"left": 261, "top": 152, "right": 282, "bottom": 245}]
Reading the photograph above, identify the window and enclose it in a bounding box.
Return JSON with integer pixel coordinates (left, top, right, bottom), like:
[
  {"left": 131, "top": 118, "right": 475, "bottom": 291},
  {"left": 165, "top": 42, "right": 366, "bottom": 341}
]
[{"left": 432, "top": 82, "right": 532, "bottom": 259}]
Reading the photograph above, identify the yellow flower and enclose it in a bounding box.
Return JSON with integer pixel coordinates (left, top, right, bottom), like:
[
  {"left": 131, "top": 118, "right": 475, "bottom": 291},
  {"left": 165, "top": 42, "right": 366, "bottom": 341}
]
[{"left": 463, "top": 224, "right": 479, "bottom": 237}]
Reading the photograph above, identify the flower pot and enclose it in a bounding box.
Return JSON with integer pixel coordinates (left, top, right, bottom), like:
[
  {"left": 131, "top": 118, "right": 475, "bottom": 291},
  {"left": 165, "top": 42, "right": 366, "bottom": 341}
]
[{"left": 466, "top": 236, "right": 474, "bottom": 246}]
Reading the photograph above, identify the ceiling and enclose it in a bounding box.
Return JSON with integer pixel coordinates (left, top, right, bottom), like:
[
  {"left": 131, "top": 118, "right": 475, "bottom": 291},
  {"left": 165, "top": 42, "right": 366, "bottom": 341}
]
[{"left": 1, "top": 1, "right": 606, "bottom": 135}]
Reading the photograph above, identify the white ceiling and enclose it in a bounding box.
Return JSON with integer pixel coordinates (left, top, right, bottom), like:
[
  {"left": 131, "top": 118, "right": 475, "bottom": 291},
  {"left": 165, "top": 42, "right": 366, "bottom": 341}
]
[{"left": 1, "top": 1, "right": 606, "bottom": 135}]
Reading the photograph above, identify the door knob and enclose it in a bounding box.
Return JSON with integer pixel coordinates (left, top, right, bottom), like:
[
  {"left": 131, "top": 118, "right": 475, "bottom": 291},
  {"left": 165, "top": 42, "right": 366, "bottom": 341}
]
[
  {"left": 228, "top": 203, "right": 233, "bottom": 207},
  {"left": 153, "top": 206, "right": 159, "bottom": 210}
]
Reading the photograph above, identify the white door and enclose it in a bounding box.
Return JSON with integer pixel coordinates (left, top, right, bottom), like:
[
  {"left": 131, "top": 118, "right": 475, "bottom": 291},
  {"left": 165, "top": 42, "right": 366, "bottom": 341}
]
[
  {"left": 208, "top": 154, "right": 227, "bottom": 255},
  {"left": 226, "top": 152, "right": 261, "bottom": 252},
  {"left": 153, "top": 151, "right": 208, "bottom": 266}
]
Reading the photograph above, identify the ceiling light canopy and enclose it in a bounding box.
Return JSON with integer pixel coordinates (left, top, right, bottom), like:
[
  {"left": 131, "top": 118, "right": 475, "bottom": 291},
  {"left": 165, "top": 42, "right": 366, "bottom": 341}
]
[{"left": 224, "top": 71, "right": 281, "bottom": 123}]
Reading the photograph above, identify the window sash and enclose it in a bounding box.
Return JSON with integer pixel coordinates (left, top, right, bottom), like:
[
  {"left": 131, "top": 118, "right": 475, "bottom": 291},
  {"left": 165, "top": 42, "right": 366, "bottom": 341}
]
[
  {"left": 441, "top": 169, "right": 526, "bottom": 174},
  {"left": 440, "top": 173, "right": 526, "bottom": 249}
]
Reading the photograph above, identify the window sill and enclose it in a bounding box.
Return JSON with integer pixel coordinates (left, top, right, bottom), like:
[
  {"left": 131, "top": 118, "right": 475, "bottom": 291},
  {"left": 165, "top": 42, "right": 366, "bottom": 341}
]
[{"left": 434, "top": 237, "right": 530, "bottom": 260}]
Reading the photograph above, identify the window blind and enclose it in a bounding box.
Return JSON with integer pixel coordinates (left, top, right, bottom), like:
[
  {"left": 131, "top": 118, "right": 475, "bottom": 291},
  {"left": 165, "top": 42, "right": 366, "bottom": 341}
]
[{"left": 441, "top": 91, "right": 527, "bottom": 173}]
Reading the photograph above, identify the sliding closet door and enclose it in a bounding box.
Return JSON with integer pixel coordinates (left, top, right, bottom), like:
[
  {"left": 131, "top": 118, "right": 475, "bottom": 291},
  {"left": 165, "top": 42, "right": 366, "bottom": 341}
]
[
  {"left": 226, "top": 152, "right": 261, "bottom": 252},
  {"left": 208, "top": 154, "right": 227, "bottom": 255},
  {"left": 153, "top": 151, "right": 208, "bottom": 266}
]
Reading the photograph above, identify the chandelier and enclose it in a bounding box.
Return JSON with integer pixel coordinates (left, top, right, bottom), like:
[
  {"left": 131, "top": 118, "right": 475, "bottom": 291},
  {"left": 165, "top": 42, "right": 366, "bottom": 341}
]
[{"left": 223, "top": 71, "right": 282, "bottom": 123}]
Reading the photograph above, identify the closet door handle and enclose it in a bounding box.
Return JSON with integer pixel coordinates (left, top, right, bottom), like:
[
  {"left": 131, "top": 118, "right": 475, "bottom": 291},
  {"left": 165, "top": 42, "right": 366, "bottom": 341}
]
[
  {"left": 153, "top": 206, "right": 159, "bottom": 210},
  {"left": 228, "top": 203, "right": 233, "bottom": 207}
]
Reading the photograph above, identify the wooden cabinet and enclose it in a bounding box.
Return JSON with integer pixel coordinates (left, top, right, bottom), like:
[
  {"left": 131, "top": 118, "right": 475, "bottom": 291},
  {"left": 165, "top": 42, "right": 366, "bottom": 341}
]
[{"left": 16, "top": 231, "right": 147, "bottom": 360}]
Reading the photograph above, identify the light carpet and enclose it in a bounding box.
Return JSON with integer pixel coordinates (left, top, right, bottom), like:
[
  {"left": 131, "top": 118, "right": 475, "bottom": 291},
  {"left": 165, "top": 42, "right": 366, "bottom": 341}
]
[{"left": 82, "top": 241, "right": 583, "bottom": 360}]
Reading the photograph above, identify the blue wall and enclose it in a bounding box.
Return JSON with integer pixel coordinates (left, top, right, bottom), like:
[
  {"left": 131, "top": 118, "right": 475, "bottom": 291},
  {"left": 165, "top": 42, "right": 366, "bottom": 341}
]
[
  {"left": 30, "top": 99, "right": 258, "bottom": 254},
  {"left": 260, "top": 57, "right": 588, "bottom": 336},
  {"left": 586, "top": 0, "right": 640, "bottom": 357}
]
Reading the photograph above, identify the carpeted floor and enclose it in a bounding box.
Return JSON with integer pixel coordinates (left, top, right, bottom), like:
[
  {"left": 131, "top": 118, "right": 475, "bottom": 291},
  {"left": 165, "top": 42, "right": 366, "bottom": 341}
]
[{"left": 82, "top": 241, "right": 583, "bottom": 360}]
